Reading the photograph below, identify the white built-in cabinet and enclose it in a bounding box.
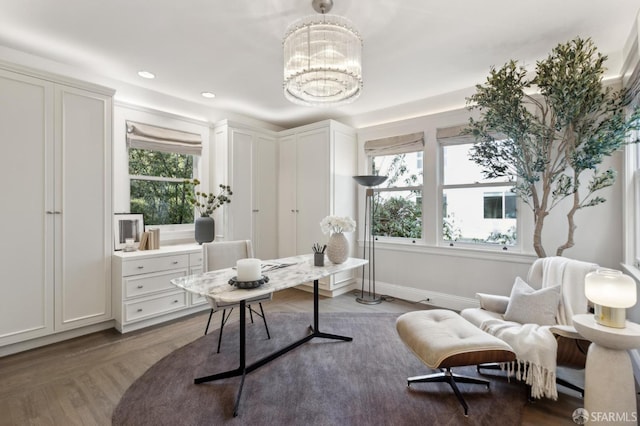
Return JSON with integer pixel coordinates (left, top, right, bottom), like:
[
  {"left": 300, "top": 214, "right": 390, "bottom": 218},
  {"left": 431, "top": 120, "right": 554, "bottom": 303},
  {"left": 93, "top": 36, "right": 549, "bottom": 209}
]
[
  {"left": 0, "top": 64, "right": 114, "bottom": 351},
  {"left": 111, "top": 244, "right": 206, "bottom": 333},
  {"left": 277, "top": 120, "right": 358, "bottom": 295},
  {"left": 214, "top": 120, "right": 278, "bottom": 260}
]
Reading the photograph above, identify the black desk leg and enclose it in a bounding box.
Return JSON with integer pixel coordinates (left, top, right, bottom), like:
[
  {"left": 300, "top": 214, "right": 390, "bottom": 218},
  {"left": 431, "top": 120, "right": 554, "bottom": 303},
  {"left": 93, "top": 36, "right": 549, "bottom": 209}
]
[
  {"left": 195, "top": 278, "right": 353, "bottom": 417},
  {"left": 233, "top": 300, "right": 246, "bottom": 417},
  {"left": 309, "top": 279, "right": 352, "bottom": 342}
]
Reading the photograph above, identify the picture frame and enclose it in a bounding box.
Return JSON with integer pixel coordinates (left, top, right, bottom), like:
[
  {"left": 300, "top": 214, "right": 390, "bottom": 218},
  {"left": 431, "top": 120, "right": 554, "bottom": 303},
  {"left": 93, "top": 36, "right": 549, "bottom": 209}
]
[{"left": 114, "top": 213, "right": 144, "bottom": 251}]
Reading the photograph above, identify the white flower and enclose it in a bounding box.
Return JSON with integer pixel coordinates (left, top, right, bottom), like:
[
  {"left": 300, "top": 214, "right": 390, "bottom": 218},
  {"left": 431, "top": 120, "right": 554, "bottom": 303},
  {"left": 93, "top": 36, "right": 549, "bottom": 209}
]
[{"left": 320, "top": 215, "right": 356, "bottom": 234}]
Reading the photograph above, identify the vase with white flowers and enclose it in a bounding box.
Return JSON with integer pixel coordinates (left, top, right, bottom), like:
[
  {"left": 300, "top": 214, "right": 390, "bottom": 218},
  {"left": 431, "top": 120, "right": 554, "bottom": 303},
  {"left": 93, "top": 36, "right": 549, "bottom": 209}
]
[{"left": 320, "top": 215, "right": 356, "bottom": 264}]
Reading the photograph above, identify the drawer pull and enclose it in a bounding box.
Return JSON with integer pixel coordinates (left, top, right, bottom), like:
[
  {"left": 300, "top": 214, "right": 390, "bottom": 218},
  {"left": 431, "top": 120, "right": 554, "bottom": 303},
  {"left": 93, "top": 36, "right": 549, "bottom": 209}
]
[
  {"left": 137, "top": 285, "right": 144, "bottom": 289},
  {"left": 137, "top": 308, "right": 143, "bottom": 312},
  {"left": 137, "top": 266, "right": 144, "bottom": 269},
  {"left": 173, "top": 299, "right": 179, "bottom": 303},
  {"left": 172, "top": 261, "right": 179, "bottom": 264}
]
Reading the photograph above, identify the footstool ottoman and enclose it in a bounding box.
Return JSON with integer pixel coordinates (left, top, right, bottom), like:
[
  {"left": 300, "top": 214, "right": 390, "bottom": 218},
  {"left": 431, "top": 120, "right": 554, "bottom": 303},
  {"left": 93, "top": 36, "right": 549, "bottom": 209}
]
[{"left": 396, "top": 309, "right": 515, "bottom": 415}]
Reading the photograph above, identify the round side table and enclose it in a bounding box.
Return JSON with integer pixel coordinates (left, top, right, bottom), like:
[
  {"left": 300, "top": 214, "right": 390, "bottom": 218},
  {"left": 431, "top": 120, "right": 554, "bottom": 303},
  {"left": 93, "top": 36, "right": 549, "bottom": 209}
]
[{"left": 573, "top": 314, "right": 640, "bottom": 425}]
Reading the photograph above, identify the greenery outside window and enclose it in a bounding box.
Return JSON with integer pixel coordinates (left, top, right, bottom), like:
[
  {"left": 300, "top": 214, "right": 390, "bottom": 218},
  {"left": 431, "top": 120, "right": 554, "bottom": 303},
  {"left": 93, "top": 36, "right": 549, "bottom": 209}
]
[
  {"left": 126, "top": 121, "right": 202, "bottom": 227},
  {"left": 371, "top": 151, "right": 423, "bottom": 239},
  {"left": 441, "top": 142, "right": 517, "bottom": 247},
  {"left": 129, "top": 148, "right": 196, "bottom": 225}
]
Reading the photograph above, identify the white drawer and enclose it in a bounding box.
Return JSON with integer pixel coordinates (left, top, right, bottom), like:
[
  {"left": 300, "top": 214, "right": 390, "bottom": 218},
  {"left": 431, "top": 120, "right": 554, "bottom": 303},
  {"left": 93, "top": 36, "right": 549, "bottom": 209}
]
[
  {"left": 189, "top": 252, "right": 203, "bottom": 267},
  {"left": 122, "top": 254, "right": 189, "bottom": 276},
  {"left": 125, "top": 291, "right": 187, "bottom": 322},
  {"left": 190, "top": 292, "right": 208, "bottom": 306},
  {"left": 124, "top": 269, "right": 188, "bottom": 299}
]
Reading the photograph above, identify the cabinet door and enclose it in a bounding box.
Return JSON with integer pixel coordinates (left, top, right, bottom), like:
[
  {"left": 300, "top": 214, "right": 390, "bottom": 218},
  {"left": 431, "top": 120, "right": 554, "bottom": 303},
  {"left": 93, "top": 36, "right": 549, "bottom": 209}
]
[
  {"left": 278, "top": 135, "right": 297, "bottom": 257},
  {"left": 55, "top": 85, "right": 112, "bottom": 330},
  {"left": 253, "top": 134, "right": 278, "bottom": 259},
  {"left": 296, "top": 128, "right": 330, "bottom": 255},
  {"left": 0, "top": 70, "right": 55, "bottom": 345},
  {"left": 228, "top": 128, "right": 254, "bottom": 243}
]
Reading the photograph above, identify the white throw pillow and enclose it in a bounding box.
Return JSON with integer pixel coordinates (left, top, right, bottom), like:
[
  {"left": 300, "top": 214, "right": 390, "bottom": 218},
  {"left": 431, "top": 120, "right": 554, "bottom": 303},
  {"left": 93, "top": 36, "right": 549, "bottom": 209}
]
[{"left": 503, "top": 276, "right": 561, "bottom": 325}]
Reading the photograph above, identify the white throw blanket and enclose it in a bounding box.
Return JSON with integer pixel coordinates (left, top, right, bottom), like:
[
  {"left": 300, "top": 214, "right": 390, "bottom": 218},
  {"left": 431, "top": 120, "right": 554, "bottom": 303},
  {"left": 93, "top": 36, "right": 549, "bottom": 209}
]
[
  {"left": 480, "top": 256, "right": 597, "bottom": 400},
  {"left": 480, "top": 319, "right": 558, "bottom": 399}
]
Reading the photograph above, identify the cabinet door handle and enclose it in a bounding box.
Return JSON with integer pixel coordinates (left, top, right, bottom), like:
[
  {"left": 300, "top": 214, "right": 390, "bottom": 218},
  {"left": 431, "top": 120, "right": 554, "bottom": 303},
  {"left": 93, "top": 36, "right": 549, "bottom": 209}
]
[
  {"left": 252, "top": 209, "right": 259, "bottom": 212},
  {"left": 291, "top": 209, "right": 295, "bottom": 213},
  {"left": 45, "top": 211, "right": 62, "bottom": 214}
]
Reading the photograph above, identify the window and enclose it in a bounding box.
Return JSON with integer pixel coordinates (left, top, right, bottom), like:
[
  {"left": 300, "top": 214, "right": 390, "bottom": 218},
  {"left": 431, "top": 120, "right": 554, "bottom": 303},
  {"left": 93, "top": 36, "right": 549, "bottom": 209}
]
[
  {"left": 126, "top": 121, "right": 202, "bottom": 226},
  {"left": 365, "top": 132, "right": 424, "bottom": 240},
  {"left": 440, "top": 139, "right": 517, "bottom": 247},
  {"left": 129, "top": 148, "right": 195, "bottom": 225},
  {"left": 483, "top": 191, "right": 516, "bottom": 219}
]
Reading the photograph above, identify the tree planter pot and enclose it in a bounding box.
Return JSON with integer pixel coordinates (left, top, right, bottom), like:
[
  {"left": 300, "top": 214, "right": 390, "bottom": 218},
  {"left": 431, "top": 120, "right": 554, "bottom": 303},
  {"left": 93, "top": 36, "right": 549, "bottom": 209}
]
[{"left": 195, "top": 216, "right": 215, "bottom": 244}]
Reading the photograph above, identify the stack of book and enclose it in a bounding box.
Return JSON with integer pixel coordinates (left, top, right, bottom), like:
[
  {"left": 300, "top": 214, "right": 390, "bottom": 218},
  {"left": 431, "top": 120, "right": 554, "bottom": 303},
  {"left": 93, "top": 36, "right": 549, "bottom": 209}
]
[{"left": 138, "top": 228, "right": 160, "bottom": 250}]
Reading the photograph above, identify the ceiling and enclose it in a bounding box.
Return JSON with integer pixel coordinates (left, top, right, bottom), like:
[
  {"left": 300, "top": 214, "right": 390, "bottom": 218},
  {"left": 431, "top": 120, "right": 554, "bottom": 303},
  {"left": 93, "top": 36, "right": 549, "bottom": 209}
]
[{"left": 1, "top": 0, "right": 639, "bottom": 128}]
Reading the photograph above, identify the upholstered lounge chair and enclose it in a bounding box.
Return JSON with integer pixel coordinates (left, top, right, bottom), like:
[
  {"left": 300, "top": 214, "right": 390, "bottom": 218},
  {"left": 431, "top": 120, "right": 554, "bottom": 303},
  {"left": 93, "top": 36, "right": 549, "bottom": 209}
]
[
  {"left": 202, "top": 240, "right": 271, "bottom": 353},
  {"left": 460, "top": 256, "right": 597, "bottom": 399}
]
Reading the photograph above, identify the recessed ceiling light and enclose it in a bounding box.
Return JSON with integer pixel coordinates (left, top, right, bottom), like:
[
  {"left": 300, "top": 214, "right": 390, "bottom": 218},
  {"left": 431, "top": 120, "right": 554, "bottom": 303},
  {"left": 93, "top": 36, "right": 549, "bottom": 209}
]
[
  {"left": 201, "top": 92, "right": 216, "bottom": 99},
  {"left": 137, "top": 70, "right": 155, "bottom": 79}
]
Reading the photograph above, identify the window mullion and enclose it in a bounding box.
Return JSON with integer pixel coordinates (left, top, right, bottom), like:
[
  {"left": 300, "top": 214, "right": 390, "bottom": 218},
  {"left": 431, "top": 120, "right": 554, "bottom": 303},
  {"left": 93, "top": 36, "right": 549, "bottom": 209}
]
[{"left": 129, "top": 174, "right": 187, "bottom": 183}]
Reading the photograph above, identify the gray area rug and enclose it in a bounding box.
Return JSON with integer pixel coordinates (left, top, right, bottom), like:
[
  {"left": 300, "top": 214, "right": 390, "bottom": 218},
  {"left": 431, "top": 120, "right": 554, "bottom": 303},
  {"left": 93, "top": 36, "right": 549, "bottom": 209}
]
[{"left": 112, "top": 312, "right": 525, "bottom": 425}]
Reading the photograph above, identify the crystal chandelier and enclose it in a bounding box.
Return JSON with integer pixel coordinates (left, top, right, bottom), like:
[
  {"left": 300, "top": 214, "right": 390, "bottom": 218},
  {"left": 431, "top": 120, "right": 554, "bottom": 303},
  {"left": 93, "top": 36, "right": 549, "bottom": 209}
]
[{"left": 283, "top": 0, "right": 363, "bottom": 107}]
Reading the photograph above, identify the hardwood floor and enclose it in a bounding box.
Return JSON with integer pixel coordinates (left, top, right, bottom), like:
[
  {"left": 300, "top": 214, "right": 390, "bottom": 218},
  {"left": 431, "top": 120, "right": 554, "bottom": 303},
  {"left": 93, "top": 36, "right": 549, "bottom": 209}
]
[{"left": 0, "top": 288, "right": 583, "bottom": 425}]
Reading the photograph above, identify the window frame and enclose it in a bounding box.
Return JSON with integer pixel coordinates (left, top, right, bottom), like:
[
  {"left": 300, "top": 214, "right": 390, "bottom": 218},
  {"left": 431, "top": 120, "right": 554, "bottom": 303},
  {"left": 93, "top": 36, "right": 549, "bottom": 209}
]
[
  {"left": 439, "top": 139, "right": 520, "bottom": 251},
  {"left": 368, "top": 150, "right": 424, "bottom": 243},
  {"left": 127, "top": 147, "right": 201, "bottom": 233}
]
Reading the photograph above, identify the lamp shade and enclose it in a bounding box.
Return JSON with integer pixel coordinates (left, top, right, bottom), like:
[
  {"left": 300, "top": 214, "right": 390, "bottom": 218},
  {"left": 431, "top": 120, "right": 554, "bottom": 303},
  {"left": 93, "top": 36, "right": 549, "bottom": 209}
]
[{"left": 585, "top": 268, "right": 636, "bottom": 308}]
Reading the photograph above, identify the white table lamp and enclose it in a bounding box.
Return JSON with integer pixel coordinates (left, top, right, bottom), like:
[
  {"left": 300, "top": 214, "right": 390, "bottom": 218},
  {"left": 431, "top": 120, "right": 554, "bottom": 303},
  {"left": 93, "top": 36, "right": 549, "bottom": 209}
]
[{"left": 585, "top": 268, "right": 636, "bottom": 328}]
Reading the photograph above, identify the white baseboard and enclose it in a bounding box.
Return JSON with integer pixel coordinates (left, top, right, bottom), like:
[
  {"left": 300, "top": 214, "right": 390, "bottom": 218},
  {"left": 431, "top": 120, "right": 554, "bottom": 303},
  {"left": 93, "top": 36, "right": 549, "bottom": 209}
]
[
  {"left": 0, "top": 321, "right": 115, "bottom": 357},
  {"left": 374, "top": 281, "right": 479, "bottom": 312}
]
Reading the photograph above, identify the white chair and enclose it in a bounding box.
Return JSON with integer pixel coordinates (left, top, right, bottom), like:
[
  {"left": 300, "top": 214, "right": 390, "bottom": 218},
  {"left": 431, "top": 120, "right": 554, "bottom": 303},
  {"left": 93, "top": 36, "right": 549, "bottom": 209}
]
[
  {"left": 202, "top": 240, "right": 271, "bottom": 353},
  {"left": 461, "top": 256, "right": 597, "bottom": 399}
]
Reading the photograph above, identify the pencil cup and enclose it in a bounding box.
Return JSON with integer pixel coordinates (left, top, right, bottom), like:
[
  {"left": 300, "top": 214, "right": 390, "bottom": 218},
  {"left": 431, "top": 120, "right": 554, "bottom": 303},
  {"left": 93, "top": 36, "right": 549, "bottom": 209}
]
[{"left": 314, "top": 253, "right": 325, "bottom": 267}]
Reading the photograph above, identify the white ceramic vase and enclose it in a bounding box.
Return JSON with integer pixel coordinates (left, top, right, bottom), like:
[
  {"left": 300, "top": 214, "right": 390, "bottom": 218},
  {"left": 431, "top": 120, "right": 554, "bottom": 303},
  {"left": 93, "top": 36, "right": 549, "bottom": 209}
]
[{"left": 327, "top": 232, "right": 348, "bottom": 264}]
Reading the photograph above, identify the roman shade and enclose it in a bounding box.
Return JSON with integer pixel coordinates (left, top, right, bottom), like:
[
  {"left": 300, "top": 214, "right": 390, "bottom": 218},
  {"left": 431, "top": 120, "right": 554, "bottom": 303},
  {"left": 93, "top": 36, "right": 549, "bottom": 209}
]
[
  {"left": 437, "top": 124, "right": 506, "bottom": 144},
  {"left": 126, "top": 121, "right": 202, "bottom": 155},
  {"left": 364, "top": 132, "right": 424, "bottom": 156}
]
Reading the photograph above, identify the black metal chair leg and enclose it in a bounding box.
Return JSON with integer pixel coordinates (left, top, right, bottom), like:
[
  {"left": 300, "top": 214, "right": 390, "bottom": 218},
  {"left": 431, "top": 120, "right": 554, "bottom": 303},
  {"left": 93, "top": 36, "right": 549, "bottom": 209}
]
[
  {"left": 204, "top": 308, "right": 214, "bottom": 335},
  {"left": 212, "top": 302, "right": 272, "bottom": 353},
  {"left": 556, "top": 377, "right": 584, "bottom": 397},
  {"left": 408, "top": 368, "right": 490, "bottom": 416},
  {"left": 217, "top": 308, "right": 234, "bottom": 353},
  {"left": 247, "top": 304, "right": 255, "bottom": 323},
  {"left": 258, "top": 303, "right": 271, "bottom": 340}
]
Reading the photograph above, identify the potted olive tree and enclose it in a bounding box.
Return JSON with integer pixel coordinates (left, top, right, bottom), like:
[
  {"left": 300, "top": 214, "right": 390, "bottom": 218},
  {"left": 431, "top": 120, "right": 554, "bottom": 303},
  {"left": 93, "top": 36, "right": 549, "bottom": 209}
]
[{"left": 466, "top": 37, "right": 640, "bottom": 257}]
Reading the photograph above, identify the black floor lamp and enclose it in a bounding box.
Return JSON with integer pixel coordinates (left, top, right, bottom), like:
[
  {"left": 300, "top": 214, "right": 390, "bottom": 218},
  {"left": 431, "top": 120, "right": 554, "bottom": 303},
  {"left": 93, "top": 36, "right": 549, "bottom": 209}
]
[{"left": 353, "top": 175, "right": 387, "bottom": 305}]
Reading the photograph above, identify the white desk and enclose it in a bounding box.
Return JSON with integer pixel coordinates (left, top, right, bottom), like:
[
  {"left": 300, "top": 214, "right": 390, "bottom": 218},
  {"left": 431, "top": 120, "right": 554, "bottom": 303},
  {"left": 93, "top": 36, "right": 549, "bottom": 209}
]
[{"left": 171, "top": 254, "right": 367, "bottom": 417}]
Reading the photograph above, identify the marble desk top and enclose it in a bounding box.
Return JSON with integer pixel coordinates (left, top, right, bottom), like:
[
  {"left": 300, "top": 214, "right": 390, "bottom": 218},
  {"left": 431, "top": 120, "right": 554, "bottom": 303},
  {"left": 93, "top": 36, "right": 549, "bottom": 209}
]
[{"left": 171, "top": 255, "right": 367, "bottom": 304}]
